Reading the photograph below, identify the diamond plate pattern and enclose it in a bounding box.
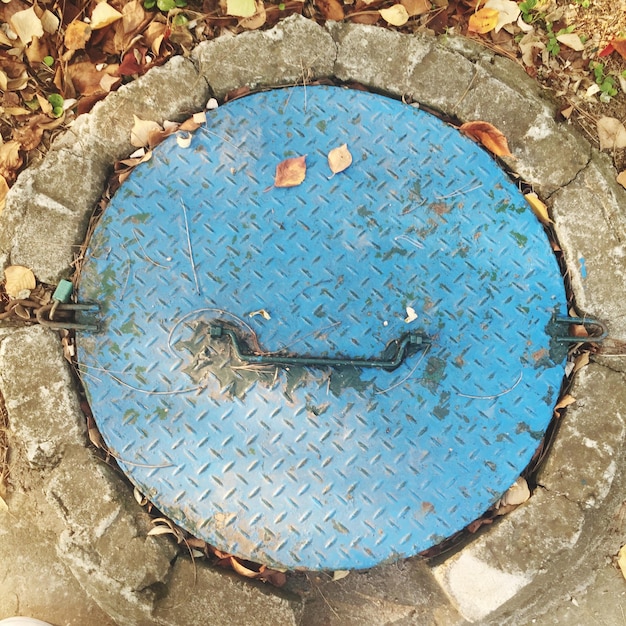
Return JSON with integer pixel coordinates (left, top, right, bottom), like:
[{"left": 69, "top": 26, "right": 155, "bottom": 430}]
[{"left": 77, "top": 86, "right": 566, "bottom": 571}]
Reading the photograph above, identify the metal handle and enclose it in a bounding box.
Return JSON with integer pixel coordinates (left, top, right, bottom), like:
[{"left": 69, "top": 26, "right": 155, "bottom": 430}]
[{"left": 209, "top": 325, "right": 429, "bottom": 371}]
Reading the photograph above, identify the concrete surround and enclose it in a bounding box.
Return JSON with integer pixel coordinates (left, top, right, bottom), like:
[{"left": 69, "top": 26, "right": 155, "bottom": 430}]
[{"left": 1, "top": 16, "right": 626, "bottom": 625}]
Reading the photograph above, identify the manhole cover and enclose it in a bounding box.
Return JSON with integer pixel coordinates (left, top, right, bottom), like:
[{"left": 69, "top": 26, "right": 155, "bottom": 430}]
[{"left": 77, "top": 85, "right": 567, "bottom": 570}]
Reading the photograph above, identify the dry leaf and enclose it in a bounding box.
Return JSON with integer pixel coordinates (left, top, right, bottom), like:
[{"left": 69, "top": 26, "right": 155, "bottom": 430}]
[
  {"left": 0, "top": 494, "right": 7, "bottom": 514},
  {"left": 274, "top": 155, "right": 306, "bottom": 188},
  {"left": 4, "top": 265, "right": 36, "bottom": 298},
  {"left": 147, "top": 525, "right": 178, "bottom": 537},
  {"left": 617, "top": 170, "right": 626, "bottom": 190},
  {"left": 239, "top": 0, "right": 266, "bottom": 29},
  {"left": 499, "top": 477, "right": 530, "bottom": 507},
  {"left": 64, "top": 20, "right": 92, "bottom": 52},
  {"left": 597, "top": 117, "right": 626, "bottom": 151},
  {"left": 10, "top": 6, "right": 43, "bottom": 45},
  {"left": 459, "top": 121, "right": 512, "bottom": 157},
  {"left": 400, "top": 0, "right": 430, "bottom": 17},
  {"left": 572, "top": 351, "right": 590, "bottom": 374},
  {"left": 617, "top": 545, "right": 626, "bottom": 580},
  {"left": 0, "top": 140, "right": 22, "bottom": 183},
  {"left": 524, "top": 192, "right": 553, "bottom": 225},
  {"left": 332, "top": 570, "right": 350, "bottom": 581},
  {"left": 379, "top": 4, "right": 410, "bottom": 26},
  {"left": 328, "top": 144, "right": 352, "bottom": 175},
  {"left": 404, "top": 306, "right": 418, "bottom": 323},
  {"left": 554, "top": 394, "right": 576, "bottom": 416},
  {"left": 611, "top": 38, "right": 626, "bottom": 61},
  {"left": 315, "top": 0, "right": 344, "bottom": 21},
  {"left": 467, "top": 7, "right": 499, "bottom": 34},
  {"left": 556, "top": 33, "right": 584, "bottom": 51},
  {"left": 91, "top": 2, "right": 123, "bottom": 29},
  {"left": 131, "top": 115, "right": 162, "bottom": 147},
  {"left": 0, "top": 175, "right": 9, "bottom": 215},
  {"left": 249, "top": 308, "right": 271, "bottom": 320},
  {"left": 226, "top": 0, "right": 256, "bottom": 17},
  {"left": 41, "top": 9, "right": 60, "bottom": 34},
  {"left": 484, "top": 0, "right": 519, "bottom": 33}
]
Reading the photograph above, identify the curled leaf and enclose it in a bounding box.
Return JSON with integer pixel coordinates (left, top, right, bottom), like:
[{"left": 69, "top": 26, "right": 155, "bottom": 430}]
[
  {"left": 4, "top": 265, "right": 36, "bottom": 299},
  {"left": 467, "top": 7, "right": 499, "bottom": 34},
  {"left": 249, "top": 309, "right": 271, "bottom": 320},
  {"left": 10, "top": 6, "right": 44, "bottom": 45},
  {"left": 379, "top": 4, "right": 410, "bottom": 26},
  {"left": 91, "top": 2, "right": 123, "bottom": 29},
  {"left": 328, "top": 144, "right": 352, "bottom": 175},
  {"left": 176, "top": 132, "right": 192, "bottom": 149},
  {"left": 404, "top": 306, "right": 418, "bottom": 323},
  {"left": 274, "top": 155, "right": 306, "bottom": 188},
  {"left": 131, "top": 115, "right": 163, "bottom": 148},
  {"left": 617, "top": 170, "right": 626, "bottom": 190},
  {"left": 597, "top": 117, "right": 626, "bottom": 151},
  {"left": 459, "top": 121, "right": 512, "bottom": 157},
  {"left": 524, "top": 192, "right": 553, "bottom": 225},
  {"left": 0, "top": 140, "right": 23, "bottom": 183}
]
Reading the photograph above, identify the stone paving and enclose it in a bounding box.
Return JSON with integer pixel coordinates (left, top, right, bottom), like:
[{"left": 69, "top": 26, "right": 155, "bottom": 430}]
[{"left": 1, "top": 15, "right": 626, "bottom": 625}]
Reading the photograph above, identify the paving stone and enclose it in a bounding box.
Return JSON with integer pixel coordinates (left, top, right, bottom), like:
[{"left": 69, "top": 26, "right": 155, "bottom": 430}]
[
  {"left": 550, "top": 151, "right": 626, "bottom": 340},
  {"left": 537, "top": 364, "right": 626, "bottom": 509},
  {"left": 295, "top": 559, "right": 464, "bottom": 625},
  {"left": 332, "top": 22, "right": 435, "bottom": 96},
  {"left": 193, "top": 15, "right": 336, "bottom": 99},
  {"left": 153, "top": 558, "right": 303, "bottom": 626},
  {"left": 46, "top": 444, "right": 179, "bottom": 626},
  {"left": 433, "top": 488, "right": 584, "bottom": 623},
  {"left": 0, "top": 326, "right": 85, "bottom": 467}
]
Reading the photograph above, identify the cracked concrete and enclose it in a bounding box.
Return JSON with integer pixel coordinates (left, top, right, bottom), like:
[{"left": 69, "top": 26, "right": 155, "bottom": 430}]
[{"left": 1, "top": 14, "right": 626, "bottom": 626}]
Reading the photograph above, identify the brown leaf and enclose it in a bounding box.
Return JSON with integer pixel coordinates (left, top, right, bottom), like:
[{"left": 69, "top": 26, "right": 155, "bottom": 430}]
[
  {"left": 617, "top": 170, "right": 626, "bottom": 190},
  {"left": 239, "top": 0, "right": 267, "bottom": 29},
  {"left": 274, "top": 155, "right": 306, "bottom": 188},
  {"left": 328, "top": 143, "right": 352, "bottom": 175},
  {"left": 611, "top": 38, "right": 626, "bottom": 61},
  {"left": 64, "top": 20, "right": 92, "bottom": 52},
  {"left": 229, "top": 556, "right": 260, "bottom": 578},
  {"left": 66, "top": 61, "right": 120, "bottom": 97},
  {"left": 0, "top": 175, "right": 8, "bottom": 215},
  {"left": 400, "top": 0, "right": 430, "bottom": 16},
  {"left": 597, "top": 117, "right": 626, "bottom": 151},
  {"left": 0, "top": 141, "right": 23, "bottom": 183},
  {"left": 460, "top": 121, "right": 512, "bottom": 157},
  {"left": 380, "top": 4, "right": 410, "bottom": 26},
  {"left": 553, "top": 394, "right": 576, "bottom": 416},
  {"left": 315, "top": 0, "right": 345, "bottom": 21}
]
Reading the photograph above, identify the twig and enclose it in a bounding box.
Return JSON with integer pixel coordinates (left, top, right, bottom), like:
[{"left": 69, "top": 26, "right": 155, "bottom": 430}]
[
  {"left": 457, "top": 371, "right": 523, "bottom": 399},
  {"left": 181, "top": 199, "right": 200, "bottom": 295},
  {"left": 76, "top": 363, "right": 204, "bottom": 396},
  {"left": 435, "top": 181, "right": 483, "bottom": 200},
  {"left": 133, "top": 228, "right": 169, "bottom": 269},
  {"left": 394, "top": 235, "right": 424, "bottom": 250}
]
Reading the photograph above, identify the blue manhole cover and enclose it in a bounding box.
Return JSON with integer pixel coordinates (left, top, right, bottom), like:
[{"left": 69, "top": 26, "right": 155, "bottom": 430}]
[{"left": 77, "top": 85, "right": 567, "bottom": 570}]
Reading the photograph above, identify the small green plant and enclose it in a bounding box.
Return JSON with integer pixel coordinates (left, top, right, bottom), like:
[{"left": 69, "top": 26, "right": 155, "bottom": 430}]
[
  {"left": 47, "top": 93, "right": 64, "bottom": 118},
  {"left": 519, "top": 0, "right": 539, "bottom": 23},
  {"left": 590, "top": 61, "right": 619, "bottom": 102},
  {"left": 545, "top": 23, "right": 560, "bottom": 56},
  {"left": 574, "top": 0, "right": 590, "bottom": 7},
  {"left": 143, "top": 0, "right": 186, "bottom": 11}
]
